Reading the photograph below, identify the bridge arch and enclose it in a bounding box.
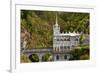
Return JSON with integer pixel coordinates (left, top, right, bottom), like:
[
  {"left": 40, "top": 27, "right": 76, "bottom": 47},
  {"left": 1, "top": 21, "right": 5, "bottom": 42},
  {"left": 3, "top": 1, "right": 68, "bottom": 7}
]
[
  {"left": 23, "top": 48, "right": 53, "bottom": 62},
  {"left": 29, "top": 53, "right": 39, "bottom": 62}
]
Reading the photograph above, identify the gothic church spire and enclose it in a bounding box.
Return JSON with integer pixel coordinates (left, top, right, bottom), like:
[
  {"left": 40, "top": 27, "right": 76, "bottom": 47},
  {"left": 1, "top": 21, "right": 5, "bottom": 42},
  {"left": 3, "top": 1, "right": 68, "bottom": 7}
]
[{"left": 55, "top": 13, "right": 58, "bottom": 26}]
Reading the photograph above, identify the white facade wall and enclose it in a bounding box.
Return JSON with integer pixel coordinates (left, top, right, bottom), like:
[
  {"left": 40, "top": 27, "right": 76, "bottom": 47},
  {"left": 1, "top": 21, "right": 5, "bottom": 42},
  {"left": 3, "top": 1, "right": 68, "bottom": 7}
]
[
  {"left": 53, "top": 35, "right": 80, "bottom": 51},
  {"left": 52, "top": 18, "right": 80, "bottom": 61}
]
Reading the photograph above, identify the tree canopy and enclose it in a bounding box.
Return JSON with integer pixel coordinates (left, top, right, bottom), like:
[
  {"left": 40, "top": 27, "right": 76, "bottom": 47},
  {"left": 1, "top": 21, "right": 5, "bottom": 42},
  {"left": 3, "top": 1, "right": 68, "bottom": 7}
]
[{"left": 21, "top": 10, "right": 89, "bottom": 49}]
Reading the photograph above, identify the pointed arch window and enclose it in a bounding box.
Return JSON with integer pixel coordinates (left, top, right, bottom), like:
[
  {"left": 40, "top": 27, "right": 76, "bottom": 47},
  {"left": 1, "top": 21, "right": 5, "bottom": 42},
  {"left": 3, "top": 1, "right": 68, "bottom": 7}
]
[
  {"left": 75, "top": 38, "right": 78, "bottom": 41},
  {"left": 67, "top": 37, "right": 70, "bottom": 41},
  {"left": 56, "top": 55, "right": 59, "bottom": 60},
  {"left": 64, "top": 55, "right": 67, "bottom": 60}
]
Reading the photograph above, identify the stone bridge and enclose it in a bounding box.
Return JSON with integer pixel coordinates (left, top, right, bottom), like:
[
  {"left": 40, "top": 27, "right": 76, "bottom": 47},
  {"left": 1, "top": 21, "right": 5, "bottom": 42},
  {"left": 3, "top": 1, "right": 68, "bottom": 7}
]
[
  {"left": 22, "top": 48, "right": 53, "bottom": 61},
  {"left": 22, "top": 48, "right": 72, "bottom": 62}
]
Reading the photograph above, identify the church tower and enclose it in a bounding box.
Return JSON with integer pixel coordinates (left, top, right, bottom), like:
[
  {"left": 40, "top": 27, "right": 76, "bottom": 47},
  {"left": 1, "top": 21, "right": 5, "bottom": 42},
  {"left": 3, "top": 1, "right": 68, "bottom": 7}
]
[{"left": 53, "top": 14, "right": 60, "bottom": 35}]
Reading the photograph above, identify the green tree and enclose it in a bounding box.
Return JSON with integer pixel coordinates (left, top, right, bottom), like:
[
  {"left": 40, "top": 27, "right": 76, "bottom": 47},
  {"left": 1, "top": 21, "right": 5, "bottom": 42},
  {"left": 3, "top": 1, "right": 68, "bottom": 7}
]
[
  {"left": 70, "top": 49, "right": 81, "bottom": 60},
  {"left": 70, "top": 45, "right": 89, "bottom": 60},
  {"left": 42, "top": 53, "right": 53, "bottom": 62}
]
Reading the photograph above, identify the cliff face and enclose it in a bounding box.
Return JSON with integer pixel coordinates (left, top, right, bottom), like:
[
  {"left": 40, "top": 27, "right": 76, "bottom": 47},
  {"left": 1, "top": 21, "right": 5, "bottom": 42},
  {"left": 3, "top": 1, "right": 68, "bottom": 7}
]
[{"left": 21, "top": 10, "right": 89, "bottom": 49}]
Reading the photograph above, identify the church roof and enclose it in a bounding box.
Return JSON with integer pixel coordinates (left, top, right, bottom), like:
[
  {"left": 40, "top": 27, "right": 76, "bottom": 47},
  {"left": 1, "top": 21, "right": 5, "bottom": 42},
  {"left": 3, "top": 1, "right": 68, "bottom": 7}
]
[{"left": 54, "top": 33, "right": 80, "bottom": 36}]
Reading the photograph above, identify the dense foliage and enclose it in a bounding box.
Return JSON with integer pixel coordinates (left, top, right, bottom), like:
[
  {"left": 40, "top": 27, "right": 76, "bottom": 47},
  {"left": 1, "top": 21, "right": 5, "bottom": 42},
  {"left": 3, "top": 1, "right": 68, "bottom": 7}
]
[
  {"left": 21, "top": 10, "right": 89, "bottom": 49},
  {"left": 21, "top": 54, "right": 30, "bottom": 63},
  {"left": 42, "top": 53, "right": 53, "bottom": 61},
  {"left": 69, "top": 45, "right": 89, "bottom": 60}
]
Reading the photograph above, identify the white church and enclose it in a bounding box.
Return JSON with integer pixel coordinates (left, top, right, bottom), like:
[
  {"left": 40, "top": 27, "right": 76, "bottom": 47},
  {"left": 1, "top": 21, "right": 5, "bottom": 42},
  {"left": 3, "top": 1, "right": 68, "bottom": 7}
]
[
  {"left": 22, "top": 15, "right": 80, "bottom": 61},
  {"left": 53, "top": 16, "right": 80, "bottom": 61}
]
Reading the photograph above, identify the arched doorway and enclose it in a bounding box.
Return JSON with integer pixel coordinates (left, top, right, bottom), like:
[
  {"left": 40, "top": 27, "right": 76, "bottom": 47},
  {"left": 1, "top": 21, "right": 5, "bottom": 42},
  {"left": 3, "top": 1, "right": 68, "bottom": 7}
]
[
  {"left": 56, "top": 55, "right": 59, "bottom": 60},
  {"left": 64, "top": 55, "right": 67, "bottom": 60}
]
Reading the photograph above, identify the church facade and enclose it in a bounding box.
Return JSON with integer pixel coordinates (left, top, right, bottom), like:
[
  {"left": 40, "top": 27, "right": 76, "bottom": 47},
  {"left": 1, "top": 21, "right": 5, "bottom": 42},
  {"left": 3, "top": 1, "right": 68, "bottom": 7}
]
[
  {"left": 53, "top": 16, "right": 80, "bottom": 61},
  {"left": 21, "top": 16, "right": 80, "bottom": 62}
]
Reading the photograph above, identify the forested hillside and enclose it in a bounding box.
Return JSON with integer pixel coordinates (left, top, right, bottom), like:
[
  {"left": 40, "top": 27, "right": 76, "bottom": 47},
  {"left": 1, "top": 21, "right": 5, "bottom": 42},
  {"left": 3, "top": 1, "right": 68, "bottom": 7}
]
[{"left": 21, "top": 10, "right": 89, "bottom": 49}]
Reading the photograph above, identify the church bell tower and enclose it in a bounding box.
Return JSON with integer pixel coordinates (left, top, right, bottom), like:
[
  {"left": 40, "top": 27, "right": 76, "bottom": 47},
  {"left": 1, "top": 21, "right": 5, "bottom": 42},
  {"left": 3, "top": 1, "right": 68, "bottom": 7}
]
[{"left": 53, "top": 14, "right": 60, "bottom": 35}]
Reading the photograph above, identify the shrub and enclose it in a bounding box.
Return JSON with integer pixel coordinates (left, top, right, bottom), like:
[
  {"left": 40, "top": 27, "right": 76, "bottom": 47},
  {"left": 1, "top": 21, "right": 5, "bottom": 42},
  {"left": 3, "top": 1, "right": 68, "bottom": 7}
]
[{"left": 42, "top": 53, "right": 53, "bottom": 62}]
